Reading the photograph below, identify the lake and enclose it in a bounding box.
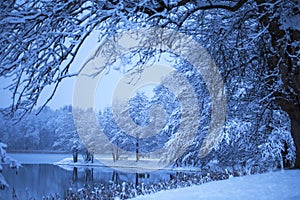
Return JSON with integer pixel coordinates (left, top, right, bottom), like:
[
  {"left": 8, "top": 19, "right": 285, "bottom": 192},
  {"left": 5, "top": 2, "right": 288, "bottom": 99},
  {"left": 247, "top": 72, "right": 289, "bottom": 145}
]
[{"left": 0, "top": 153, "right": 196, "bottom": 199}]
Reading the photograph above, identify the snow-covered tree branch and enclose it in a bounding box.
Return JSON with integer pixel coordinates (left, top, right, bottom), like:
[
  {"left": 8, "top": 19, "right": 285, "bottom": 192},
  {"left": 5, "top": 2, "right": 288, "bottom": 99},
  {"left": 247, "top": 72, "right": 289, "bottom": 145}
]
[{"left": 1, "top": 0, "right": 299, "bottom": 167}]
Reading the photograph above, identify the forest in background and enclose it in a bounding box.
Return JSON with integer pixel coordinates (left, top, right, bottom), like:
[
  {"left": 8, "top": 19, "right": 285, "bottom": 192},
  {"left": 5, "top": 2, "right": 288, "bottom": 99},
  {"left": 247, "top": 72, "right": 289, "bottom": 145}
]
[
  {"left": 1, "top": 63, "right": 296, "bottom": 174},
  {"left": 0, "top": 0, "right": 299, "bottom": 193}
]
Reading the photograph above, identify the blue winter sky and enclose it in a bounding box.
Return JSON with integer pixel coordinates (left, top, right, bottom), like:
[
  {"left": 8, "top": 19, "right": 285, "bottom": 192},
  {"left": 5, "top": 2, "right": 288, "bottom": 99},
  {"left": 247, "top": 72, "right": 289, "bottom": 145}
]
[
  {"left": 0, "top": 30, "right": 99, "bottom": 110},
  {"left": 0, "top": 30, "right": 113, "bottom": 110},
  {"left": 0, "top": 30, "right": 173, "bottom": 110}
]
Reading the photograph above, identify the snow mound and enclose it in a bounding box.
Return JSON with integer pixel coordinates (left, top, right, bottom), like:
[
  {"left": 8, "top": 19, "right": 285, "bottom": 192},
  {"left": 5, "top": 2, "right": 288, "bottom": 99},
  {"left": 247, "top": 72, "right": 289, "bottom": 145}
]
[
  {"left": 54, "top": 157, "right": 103, "bottom": 171},
  {"left": 131, "top": 170, "right": 300, "bottom": 200}
]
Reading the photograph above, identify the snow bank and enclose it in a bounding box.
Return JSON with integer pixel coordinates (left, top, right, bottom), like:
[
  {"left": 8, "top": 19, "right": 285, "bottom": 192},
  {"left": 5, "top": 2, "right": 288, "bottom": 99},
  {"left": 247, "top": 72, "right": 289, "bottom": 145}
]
[
  {"left": 54, "top": 157, "right": 169, "bottom": 173},
  {"left": 54, "top": 157, "right": 103, "bottom": 171},
  {"left": 131, "top": 170, "right": 300, "bottom": 200}
]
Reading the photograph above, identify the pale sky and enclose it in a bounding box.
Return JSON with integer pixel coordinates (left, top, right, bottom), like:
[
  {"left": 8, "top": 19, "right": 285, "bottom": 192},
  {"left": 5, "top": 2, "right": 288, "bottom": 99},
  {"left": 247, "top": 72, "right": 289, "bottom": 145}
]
[
  {"left": 0, "top": 29, "right": 102, "bottom": 110},
  {"left": 0, "top": 30, "right": 174, "bottom": 111}
]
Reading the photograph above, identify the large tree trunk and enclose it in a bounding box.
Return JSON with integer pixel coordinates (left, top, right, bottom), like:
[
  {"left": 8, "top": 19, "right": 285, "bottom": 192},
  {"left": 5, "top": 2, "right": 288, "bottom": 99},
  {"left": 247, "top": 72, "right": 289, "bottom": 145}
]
[
  {"left": 278, "top": 100, "right": 300, "bottom": 168},
  {"left": 290, "top": 115, "right": 300, "bottom": 168},
  {"left": 255, "top": 0, "right": 300, "bottom": 168}
]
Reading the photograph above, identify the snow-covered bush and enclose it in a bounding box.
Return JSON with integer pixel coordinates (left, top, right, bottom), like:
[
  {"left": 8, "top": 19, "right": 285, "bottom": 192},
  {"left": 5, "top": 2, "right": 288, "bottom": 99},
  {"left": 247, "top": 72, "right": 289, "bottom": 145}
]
[
  {"left": 155, "top": 57, "right": 296, "bottom": 176},
  {"left": 0, "top": 141, "right": 21, "bottom": 189},
  {"left": 258, "top": 109, "right": 295, "bottom": 169},
  {"left": 0, "top": 142, "right": 8, "bottom": 189},
  {"left": 198, "top": 108, "right": 296, "bottom": 176}
]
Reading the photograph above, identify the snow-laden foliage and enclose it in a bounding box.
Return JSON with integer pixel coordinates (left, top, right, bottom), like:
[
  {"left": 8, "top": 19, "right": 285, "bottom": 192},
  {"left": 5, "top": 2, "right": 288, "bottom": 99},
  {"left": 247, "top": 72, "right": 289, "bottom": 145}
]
[
  {"left": 2, "top": 0, "right": 299, "bottom": 130},
  {"left": 0, "top": 0, "right": 299, "bottom": 190},
  {"left": 95, "top": 56, "right": 296, "bottom": 173},
  {"left": 0, "top": 106, "right": 78, "bottom": 152},
  {"left": 0, "top": 142, "right": 8, "bottom": 189},
  {"left": 258, "top": 109, "right": 295, "bottom": 169},
  {"left": 129, "top": 92, "right": 150, "bottom": 127},
  {"left": 172, "top": 59, "right": 296, "bottom": 172},
  {"left": 0, "top": 141, "right": 21, "bottom": 189},
  {"left": 97, "top": 90, "right": 180, "bottom": 160}
]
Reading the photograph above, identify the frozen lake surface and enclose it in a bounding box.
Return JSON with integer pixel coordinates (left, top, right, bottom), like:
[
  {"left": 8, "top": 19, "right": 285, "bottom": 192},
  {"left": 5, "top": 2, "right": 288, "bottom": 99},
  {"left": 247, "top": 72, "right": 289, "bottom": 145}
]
[
  {"left": 3, "top": 153, "right": 299, "bottom": 200},
  {"left": 7, "top": 153, "right": 72, "bottom": 164},
  {"left": 0, "top": 153, "right": 192, "bottom": 199}
]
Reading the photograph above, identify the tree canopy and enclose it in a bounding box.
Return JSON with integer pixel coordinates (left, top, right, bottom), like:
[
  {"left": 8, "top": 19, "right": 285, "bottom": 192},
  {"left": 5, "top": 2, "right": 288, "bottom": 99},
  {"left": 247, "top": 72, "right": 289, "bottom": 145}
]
[{"left": 1, "top": 0, "right": 299, "bottom": 167}]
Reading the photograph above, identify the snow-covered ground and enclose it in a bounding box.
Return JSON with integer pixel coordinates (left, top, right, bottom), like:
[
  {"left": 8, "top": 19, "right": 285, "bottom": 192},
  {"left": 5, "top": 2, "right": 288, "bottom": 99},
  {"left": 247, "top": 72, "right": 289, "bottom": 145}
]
[
  {"left": 55, "top": 155, "right": 170, "bottom": 173},
  {"left": 54, "top": 157, "right": 105, "bottom": 171},
  {"left": 131, "top": 170, "right": 300, "bottom": 200}
]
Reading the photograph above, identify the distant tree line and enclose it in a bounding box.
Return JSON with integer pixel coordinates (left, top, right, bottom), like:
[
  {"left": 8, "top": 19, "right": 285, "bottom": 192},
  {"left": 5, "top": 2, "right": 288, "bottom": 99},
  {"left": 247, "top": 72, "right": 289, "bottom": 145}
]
[
  {"left": 1, "top": 0, "right": 299, "bottom": 169},
  {"left": 0, "top": 105, "right": 72, "bottom": 152},
  {"left": 0, "top": 69, "right": 297, "bottom": 174}
]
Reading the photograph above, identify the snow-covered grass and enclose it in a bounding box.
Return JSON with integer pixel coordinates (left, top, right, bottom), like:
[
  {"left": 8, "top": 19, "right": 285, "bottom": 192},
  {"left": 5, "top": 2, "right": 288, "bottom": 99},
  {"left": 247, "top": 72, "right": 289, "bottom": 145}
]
[{"left": 131, "top": 169, "right": 300, "bottom": 200}]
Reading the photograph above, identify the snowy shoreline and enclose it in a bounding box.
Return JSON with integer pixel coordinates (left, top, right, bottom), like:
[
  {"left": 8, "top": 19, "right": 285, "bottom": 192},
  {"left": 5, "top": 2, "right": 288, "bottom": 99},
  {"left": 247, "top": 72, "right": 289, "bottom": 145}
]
[
  {"left": 131, "top": 169, "right": 300, "bottom": 200},
  {"left": 54, "top": 157, "right": 204, "bottom": 173},
  {"left": 6, "top": 153, "right": 300, "bottom": 200},
  {"left": 6, "top": 153, "right": 205, "bottom": 172}
]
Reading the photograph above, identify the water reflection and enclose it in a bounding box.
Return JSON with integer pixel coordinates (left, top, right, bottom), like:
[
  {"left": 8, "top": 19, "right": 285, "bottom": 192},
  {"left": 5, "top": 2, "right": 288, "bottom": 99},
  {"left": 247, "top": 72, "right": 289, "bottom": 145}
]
[{"left": 0, "top": 164, "right": 172, "bottom": 199}]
